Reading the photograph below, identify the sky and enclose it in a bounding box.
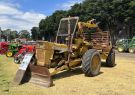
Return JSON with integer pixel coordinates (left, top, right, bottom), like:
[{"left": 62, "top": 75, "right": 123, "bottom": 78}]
[{"left": 0, "top": 0, "right": 83, "bottom": 31}]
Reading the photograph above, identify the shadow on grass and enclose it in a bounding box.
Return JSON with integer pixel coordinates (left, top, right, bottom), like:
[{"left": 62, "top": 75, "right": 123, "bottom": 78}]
[
  {"left": 19, "top": 62, "right": 116, "bottom": 84},
  {"left": 15, "top": 61, "right": 117, "bottom": 86},
  {"left": 101, "top": 62, "right": 117, "bottom": 68},
  {"left": 52, "top": 67, "right": 103, "bottom": 81}
]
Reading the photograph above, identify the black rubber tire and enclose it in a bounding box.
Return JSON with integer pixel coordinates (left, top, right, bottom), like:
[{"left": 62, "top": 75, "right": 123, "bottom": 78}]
[
  {"left": 82, "top": 49, "right": 101, "bottom": 77},
  {"left": 14, "top": 57, "right": 20, "bottom": 64},
  {"left": 106, "top": 48, "right": 115, "bottom": 67}
]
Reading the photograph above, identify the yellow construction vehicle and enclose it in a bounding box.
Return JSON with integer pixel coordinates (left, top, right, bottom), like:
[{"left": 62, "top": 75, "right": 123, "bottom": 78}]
[{"left": 14, "top": 17, "right": 115, "bottom": 87}]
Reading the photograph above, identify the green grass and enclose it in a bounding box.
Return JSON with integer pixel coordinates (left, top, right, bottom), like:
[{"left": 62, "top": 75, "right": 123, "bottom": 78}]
[
  {"left": 0, "top": 55, "right": 18, "bottom": 95},
  {"left": 0, "top": 55, "right": 51, "bottom": 95}
]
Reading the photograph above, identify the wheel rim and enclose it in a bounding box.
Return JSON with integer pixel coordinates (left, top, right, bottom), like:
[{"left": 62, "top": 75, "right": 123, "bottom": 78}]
[
  {"left": 129, "top": 48, "right": 134, "bottom": 53},
  {"left": 118, "top": 47, "right": 123, "bottom": 52},
  {"left": 91, "top": 55, "right": 100, "bottom": 72},
  {"left": 7, "top": 52, "right": 12, "bottom": 57}
]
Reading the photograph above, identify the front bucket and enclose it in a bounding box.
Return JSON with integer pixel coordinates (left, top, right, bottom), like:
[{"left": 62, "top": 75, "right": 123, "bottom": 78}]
[
  {"left": 28, "top": 64, "right": 53, "bottom": 87},
  {"left": 13, "top": 64, "right": 53, "bottom": 87},
  {"left": 13, "top": 53, "right": 53, "bottom": 87}
]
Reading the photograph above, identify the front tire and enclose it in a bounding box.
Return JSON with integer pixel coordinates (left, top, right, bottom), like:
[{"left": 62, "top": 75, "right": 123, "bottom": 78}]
[{"left": 82, "top": 49, "right": 101, "bottom": 77}]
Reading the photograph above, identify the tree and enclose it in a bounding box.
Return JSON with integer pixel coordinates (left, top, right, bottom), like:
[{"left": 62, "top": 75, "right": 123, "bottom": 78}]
[
  {"left": 31, "top": 27, "right": 40, "bottom": 41},
  {"left": 39, "top": 10, "right": 68, "bottom": 41},
  {"left": 1, "top": 29, "right": 18, "bottom": 41},
  {"left": 36, "top": 0, "right": 135, "bottom": 43},
  {"left": 19, "top": 30, "right": 30, "bottom": 39},
  {"left": 10, "top": 30, "right": 18, "bottom": 40}
]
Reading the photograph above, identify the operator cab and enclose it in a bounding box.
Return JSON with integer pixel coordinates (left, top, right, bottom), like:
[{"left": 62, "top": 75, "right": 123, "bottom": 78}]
[{"left": 56, "top": 17, "right": 79, "bottom": 44}]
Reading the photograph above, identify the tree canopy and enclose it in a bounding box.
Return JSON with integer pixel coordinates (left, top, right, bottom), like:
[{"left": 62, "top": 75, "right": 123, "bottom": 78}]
[
  {"left": 19, "top": 30, "right": 30, "bottom": 39},
  {"left": 32, "top": 0, "right": 135, "bottom": 42},
  {"left": 0, "top": 29, "right": 30, "bottom": 41},
  {"left": 1, "top": 29, "right": 18, "bottom": 41},
  {"left": 1, "top": 0, "right": 135, "bottom": 42}
]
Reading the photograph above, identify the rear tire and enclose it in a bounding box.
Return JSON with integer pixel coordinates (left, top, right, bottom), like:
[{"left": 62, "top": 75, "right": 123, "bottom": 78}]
[
  {"left": 82, "top": 49, "right": 101, "bottom": 77},
  {"left": 129, "top": 48, "right": 135, "bottom": 53},
  {"left": 106, "top": 49, "right": 115, "bottom": 67}
]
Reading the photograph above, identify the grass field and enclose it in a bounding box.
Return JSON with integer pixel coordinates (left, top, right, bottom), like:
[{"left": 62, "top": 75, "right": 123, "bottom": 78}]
[
  {"left": 0, "top": 53, "right": 135, "bottom": 95},
  {"left": 0, "top": 55, "right": 18, "bottom": 95}
]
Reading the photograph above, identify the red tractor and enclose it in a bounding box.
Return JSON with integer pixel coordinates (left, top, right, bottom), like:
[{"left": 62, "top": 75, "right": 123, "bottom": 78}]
[
  {"left": 14, "top": 45, "right": 35, "bottom": 64},
  {"left": 0, "top": 42, "right": 9, "bottom": 54}
]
